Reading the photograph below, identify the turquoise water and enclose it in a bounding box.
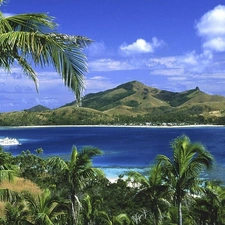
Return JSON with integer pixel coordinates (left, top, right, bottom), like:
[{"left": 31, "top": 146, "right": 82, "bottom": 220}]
[{"left": 0, "top": 126, "right": 224, "bottom": 180}]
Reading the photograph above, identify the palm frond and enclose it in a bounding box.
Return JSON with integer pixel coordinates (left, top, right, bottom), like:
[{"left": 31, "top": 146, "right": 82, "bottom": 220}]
[
  {"left": 0, "top": 13, "right": 56, "bottom": 33},
  {"left": 0, "top": 169, "right": 15, "bottom": 182},
  {"left": 79, "top": 146, "right": 103, "bottom": 158},
  {"left": 98, "top": 211, "right": 113, "bottom": 225},
  {"left": 0, "top": 31, "right": 91, "bottom": 100},
  {"left": 15, "top": 54, "right": 39, "bottom": 91},
  {"left": 127, "top": 171, "right": 149, "bottom": 187},
  {"left": 47, "top": 157, "right": 68, "bottom": 172},
  {"left": 70, "top": 146, "right": 78, "bottom": 164},
  {"left": 113, "top": 213, "right": 131, "bottom": 224},
  {"left": 0, "top": 188, "right": 20, "bottom": 202}
]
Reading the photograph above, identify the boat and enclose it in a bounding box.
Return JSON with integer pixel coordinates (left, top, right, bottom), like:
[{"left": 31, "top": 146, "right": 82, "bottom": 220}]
[{"left": 0, "top": 137, "right": 21, "bottom": 146}]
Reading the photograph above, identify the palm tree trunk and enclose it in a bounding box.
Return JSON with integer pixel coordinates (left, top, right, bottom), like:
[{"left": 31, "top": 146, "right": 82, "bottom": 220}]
[
  {"left": 71, "top": 197, "right": 77, "bottom": 225},
  {"left": 71, "top": 194, "right": 82, "bottom": 225},
  {"left": 178, "top": 201, "right": 182, "bottom": 225}
]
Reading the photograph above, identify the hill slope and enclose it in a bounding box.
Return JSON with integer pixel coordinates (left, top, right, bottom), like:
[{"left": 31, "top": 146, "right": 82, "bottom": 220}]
[
  {"left": 26, "top": 105, "right": 50, "bottom": 112},
  {"left": 80, "top": 81, "right": 170, "bottom": 115},
  {"left": 68, "top": 80, "right": 225, "bottom": 117}
]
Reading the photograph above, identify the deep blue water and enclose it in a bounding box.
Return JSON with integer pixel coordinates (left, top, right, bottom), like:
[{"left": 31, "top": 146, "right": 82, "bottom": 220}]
[{"left": 0, "top": 126, "right": 225, "bottom": 180}]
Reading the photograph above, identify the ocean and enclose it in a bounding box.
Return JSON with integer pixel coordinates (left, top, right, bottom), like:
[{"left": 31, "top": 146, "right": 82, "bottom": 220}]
[{"left": 0, "top": 125, "right": 225, "bottom": 181}]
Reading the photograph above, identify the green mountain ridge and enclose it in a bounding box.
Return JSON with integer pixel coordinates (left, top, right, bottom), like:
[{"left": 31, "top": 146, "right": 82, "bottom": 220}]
[
  {"left": 77, "top": 81, "right": 225, "bottom": 117},
  {"left": 26, "top": 105, "right": 50, "bottom": 112},
  {"left": 1, "top": 80, "right": 225, "bottom": 126}
]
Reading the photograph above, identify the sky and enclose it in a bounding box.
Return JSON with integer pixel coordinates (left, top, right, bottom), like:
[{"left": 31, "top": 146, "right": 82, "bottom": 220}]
[{"left": 1, "top": 0, "right": 225, "bottom": 112}]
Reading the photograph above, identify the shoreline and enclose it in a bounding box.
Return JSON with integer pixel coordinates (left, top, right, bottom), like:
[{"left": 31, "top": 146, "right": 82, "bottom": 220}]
[{"left": 1, "top": 124, "right": 224, "bottom": 129}]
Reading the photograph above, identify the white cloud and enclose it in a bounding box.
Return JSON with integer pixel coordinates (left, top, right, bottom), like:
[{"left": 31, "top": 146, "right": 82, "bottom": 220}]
[
  {"left": 38, "top": 71, "right": 59, "bottom": 80},
  {"left": 167, "top": 76, "right": 188, "bottom": 81},
  {"left": 177, "top": 50, "right": 213, "bottom": 74},
  {"left": 0, "top": 66, "right": 78, "bottom": 111},
  {"left": 14, "top": 85, "right": 33, "bottom": 93},
  {"left": 35, "top": 97, "right": 58, "bottom": 105},
  {"left": 0, "top": 69, "right": 36, "bottom": 93},
  {"left": 85, "top": 42, "right": 108, "bottom": 58},
  {"left": 196, "top": 5, "right": 225, "bottom": 52},
  {"left": 150, "top": 68, "right": 184, "bottom": 76},
  {"left": 120, "top": 38, "right": 164, "bottom": 55},
  {"left": 147, "top": 57, "right": 177, "bottom": 68},
  {"left": 203, "top": 38, "right": 225, "bottom": 52},
  {"left": 196, "top": 5, "right": 225, "bottom": 37},
  {"left": 88, "top": 76, "right": 106, "bottom": 80},
  {"left": 182, "top": 51, "right": 198, "bottom": 65},
  {"left": 89, "top": 58, "right": 135, "bottom": 71},
  {"left": 85, "top": 76, "right": 116, "bottom": 93}
]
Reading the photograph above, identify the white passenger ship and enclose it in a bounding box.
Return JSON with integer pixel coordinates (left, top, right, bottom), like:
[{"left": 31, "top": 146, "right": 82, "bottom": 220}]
[{"left": 0, "top": 137, "right": 21, "bottom": 146}]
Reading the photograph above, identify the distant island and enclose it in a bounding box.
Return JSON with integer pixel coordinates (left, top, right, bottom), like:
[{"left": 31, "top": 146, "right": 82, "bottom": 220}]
[{"left": 1, "top": 80, "right": 225, "bottom": 126}]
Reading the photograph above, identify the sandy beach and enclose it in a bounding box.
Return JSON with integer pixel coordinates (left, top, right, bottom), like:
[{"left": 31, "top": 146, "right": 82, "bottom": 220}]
[{"left": 14, "top": 124, "right": 224, "bottom": 129}]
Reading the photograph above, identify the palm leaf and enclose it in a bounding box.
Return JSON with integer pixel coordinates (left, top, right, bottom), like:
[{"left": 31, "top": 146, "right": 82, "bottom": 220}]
[
  {"left": 0, "top": 169, "right": 15, "bottom": 182},
  {"left": 0, "top": 12, "right": 56, "bottom": 33},
  {"left": 47, "top": 157, "right": 69, "bottom": 172},
  {"left": 127, "top": 171, "right": 149, "bottom": 187},
  {"left": 0, "top": 188, "right": 20, "bottom": 202},
  {"left": 0, "top": 10, "right": 92, "bottom": 101},
  {"left": 0, "top": 31, "right": 91, "bottom": 100},
  {"left": 113, "top": 213, "right": 131, "bottom": 224}
]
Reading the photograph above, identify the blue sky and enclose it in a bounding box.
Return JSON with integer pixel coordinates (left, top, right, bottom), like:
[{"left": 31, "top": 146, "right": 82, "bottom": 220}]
[{"left": 1, "top": 0, "right": 225, "bottom": 112}]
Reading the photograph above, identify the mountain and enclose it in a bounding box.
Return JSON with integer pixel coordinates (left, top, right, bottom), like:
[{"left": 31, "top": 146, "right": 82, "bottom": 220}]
[
  {"left": 82, "top": 81, "right": 169, "bottom": 115},
  {"left": 65, "top": 80, "right": 225, "bottom": 117},
  {"left": 26, "top": 105, "right": 50, "bottom": 112},
  {"left": 1, "top": 80, "right": 225, "bottom": 126}
]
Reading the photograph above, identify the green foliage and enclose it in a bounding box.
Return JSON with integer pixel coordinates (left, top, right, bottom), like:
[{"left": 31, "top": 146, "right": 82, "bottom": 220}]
[
  {"left": 155, "top": 88, "right": 201, "bottom": 107},
  {"left": 1, "top": 200, "right": 30, "bottom": 225},
  {"left": 125, "top": 100, "right": 139, "bottom": 107},
  {"left": 1, "top": 136, "right": 225, "bottom": 225},
  {"left": 82, "top": 89, "right": 136, "bottom": 111},
  {"left": 22, "top": 189, "right": 69, "bottom": 225},
  {"left": 0, "top": 147, "right": 16, "bottom": 183},
  {"left": 47, "top": 146, "right": 104, "bottom": 225},
  {"left": 157, "top": 135, "right": 214, "bottom": 225},
  {"left": 13, "top": 149, "right": 46, "bottom": 186}
]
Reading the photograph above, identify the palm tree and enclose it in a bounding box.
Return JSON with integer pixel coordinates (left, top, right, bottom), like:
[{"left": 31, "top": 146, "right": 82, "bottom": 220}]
[
  {"left": 1, "top": 200, "right": 30, "bottom": 225},
  {"left": 112, "top": 214, "right": 131, "bottom": 225},
  {"left": 127, "top": 161, "right": 171, "bottom": 225},
  {"left": 47, "top": 146, "right": 104, "bottom": 225},
  {"left": 23, "top": 189, "right": 68, "bottom": 225},
  {"left": 157, "top": 135, "right": 214, "bottom": 225},
  {"left": 0, "top": 147, "right": 17, "bottom": 185},
  {"left": 0, "top": 0, "right": 92, "bottom": 102},
  {"left": 193, "top": 180, "right": 225, "bottom": 225},
  {"left": 96, "top": 211, "right": 132, "bottom": 225},
  {"left": 80, "top": 193, "right": 103, "bottom": 224}
]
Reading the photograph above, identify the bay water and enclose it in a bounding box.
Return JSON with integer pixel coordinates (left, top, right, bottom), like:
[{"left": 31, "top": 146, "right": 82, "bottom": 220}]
[{"left": 0, "top": 126, "right": 225, "bottom": 181}]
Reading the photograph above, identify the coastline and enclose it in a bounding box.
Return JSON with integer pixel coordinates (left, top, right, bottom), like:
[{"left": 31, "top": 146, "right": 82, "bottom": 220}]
[{"left": 2, "top": 124, "right": 224, "bottom": 129}]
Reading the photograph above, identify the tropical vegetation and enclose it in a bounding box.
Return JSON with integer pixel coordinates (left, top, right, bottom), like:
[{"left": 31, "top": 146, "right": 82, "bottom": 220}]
[{"left": 0, "top": 135, "right": 223, "bottom": 225}]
